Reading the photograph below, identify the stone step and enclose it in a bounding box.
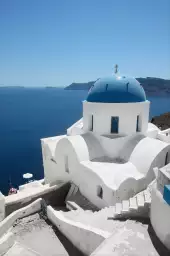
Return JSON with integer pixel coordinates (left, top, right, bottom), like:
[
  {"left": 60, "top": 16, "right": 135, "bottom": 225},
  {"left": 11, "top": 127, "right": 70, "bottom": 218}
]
[
  {"left": 143, "top": 190, "right": 151, "bottom": 204},
  {"left": 136, "top": 193, "right": 145, "bottom": 207},
  {"left": 58, "top": 187, "right": 152, "bottom": 233},
  {"left": 115, "top": 203, "right": 122, "bottom": 215},
  {"left": 65, "top": 184, "right": 98, "bottom": 211},
  {"left": 129, "top": 197, "right": 138, "bottom": 210},
  {"left": 65, "top": 183, "right": 78, "bottom": 201},
  {"left": 65, "top": 184, "right": 74, "bottom": 201},
  {"left": 114, "top": 188, "right": 152, "bottom": 218},
  {"left": 66, "top": 201, "right": 83, "bottom": 211},
  {"left": 122, "top": 200, "right": 129, "bottom": 212},
  {"left": 56, "top": 205, "right": 121, "bottom": 233}
]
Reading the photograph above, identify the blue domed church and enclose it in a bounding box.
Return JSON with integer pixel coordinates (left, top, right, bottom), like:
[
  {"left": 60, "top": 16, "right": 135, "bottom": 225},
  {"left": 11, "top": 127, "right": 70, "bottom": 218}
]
[
  {"left": 40, "top": 71, "right": 170, "bottom": 251},
  {"left": 83, "top": 75, "right": 149, "bottom": 136},
  {"left": 42, "top": 71, "right": 170, "bottom": 208}
]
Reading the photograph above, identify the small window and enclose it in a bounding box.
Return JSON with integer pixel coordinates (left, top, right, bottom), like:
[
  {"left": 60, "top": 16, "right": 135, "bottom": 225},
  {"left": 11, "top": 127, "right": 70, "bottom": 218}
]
[
  {"left": 97, "top": 186, "right": 103, "bottom": 199},
  {"left": 165, "top": 152, "right": 169, "bottom": 165},
  {"left": 136, "top": 115, "right": 140, "bottom": 132},
  {"left": 89, "top": 115, "right": 93, "bottom": 131},
  {"left": 65, "top": 155, "right": 69, "bottom": 173},
  {"left": 111, "top": 117, "right": 119, "bottom": 133}
]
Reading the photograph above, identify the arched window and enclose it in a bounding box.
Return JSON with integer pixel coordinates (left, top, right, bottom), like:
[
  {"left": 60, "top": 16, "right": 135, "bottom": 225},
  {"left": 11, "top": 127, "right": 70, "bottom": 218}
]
[
  {"left": 136, "top": 115, "right": 140, "bottom": 132},
  {"left": 89, "top": 115, "right": 93, "bottom": 131},
  {"left": 111, "top": 117, "right": 119, "bottom": 133},
  {"left": 97, "top": 186, "right": 103, "bottom": 199},
  {"left": 65, "top": 155, "right": 69, "bottom": 173},
  {"left": 165, "top": 152, "right": 169, "bottom": 165}
]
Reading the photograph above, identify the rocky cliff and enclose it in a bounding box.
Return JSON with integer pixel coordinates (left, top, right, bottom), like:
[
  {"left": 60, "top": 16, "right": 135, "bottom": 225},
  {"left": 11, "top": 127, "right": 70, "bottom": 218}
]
[{"left": 151, "top": 112, "right": 170, "bottom": 130}]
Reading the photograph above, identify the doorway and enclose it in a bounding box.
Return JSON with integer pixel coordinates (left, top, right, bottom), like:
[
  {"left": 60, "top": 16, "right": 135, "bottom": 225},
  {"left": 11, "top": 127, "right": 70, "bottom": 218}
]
[
  {"left": 89, "top": 115, "right": 93, "bottom": 131},
  {"left": 165, "top": 152, "right": 169, "bottom": 166},
  {"left": 136, "top": 115, "right": 140, "bottom": 132},
  {"left": 111, "top": 116, "right": 119, "bottom": 133}
]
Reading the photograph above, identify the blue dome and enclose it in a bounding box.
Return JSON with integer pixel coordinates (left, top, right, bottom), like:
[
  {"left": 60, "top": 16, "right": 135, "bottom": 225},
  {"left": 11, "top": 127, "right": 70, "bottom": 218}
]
[{"left": 86, "top": 76, "right": 146, "bottom": 103}]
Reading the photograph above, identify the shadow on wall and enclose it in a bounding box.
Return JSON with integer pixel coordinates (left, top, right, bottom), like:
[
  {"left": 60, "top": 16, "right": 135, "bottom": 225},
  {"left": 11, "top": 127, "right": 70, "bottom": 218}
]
[
  {"left": 148, "top": 224, "right": 170, "bottom": 256},
  {"left": 119, "top": 134, "right": 145, "bottom": 162},
  {"left": 81, "top": 133, "right": 105, "bottom": 160}
]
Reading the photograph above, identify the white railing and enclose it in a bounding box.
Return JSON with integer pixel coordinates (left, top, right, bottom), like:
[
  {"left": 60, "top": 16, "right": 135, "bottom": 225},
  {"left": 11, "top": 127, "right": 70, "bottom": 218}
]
[
  {"left": 67, "top": 118, "right": 84, "bottom": 136},
  {"left": 157, "top": 128, "right": 170, "bottom": 143}
]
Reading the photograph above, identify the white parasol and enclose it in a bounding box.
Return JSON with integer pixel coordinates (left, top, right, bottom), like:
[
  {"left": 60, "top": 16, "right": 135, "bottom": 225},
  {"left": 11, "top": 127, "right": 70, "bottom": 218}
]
[{"left": 23, "top": 173, "right": 33, "bottom": 179}]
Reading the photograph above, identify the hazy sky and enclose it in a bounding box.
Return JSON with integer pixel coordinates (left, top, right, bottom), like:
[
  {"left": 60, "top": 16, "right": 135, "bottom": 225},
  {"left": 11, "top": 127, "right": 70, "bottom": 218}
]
[{"left": 0, "top": 0, "right": 170, "bottom": 87}]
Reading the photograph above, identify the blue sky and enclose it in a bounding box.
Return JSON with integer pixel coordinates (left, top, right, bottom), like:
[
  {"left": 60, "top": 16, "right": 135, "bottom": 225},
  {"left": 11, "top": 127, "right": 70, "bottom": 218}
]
[{"left": 0, "top": 0, "right": 169, "bottom": 87}]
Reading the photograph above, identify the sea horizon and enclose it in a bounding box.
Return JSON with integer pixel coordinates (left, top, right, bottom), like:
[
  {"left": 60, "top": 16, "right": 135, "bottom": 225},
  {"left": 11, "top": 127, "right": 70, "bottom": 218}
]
[{"left": 0, "top": 88, "right": 170, "bottom": 194}]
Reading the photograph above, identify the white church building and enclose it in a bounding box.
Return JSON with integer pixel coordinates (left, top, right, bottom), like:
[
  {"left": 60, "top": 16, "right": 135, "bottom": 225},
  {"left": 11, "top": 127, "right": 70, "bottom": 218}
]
[
  {"left": 41, "top": 75, "right": 170, "bottom": 209},
  {"left": 1, "top": 74, "right": 170, "bottom": 255}
]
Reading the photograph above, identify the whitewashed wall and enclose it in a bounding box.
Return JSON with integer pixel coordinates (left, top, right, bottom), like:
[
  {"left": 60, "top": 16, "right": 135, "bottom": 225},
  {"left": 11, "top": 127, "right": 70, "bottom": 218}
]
[
  {"left": 93, "top": 133, "right": 145, "bottom": 161},
  {"left": 157, "top": 129, "right": 170, "bottom": 143},
  {"left": 42, "top": 132, "right": 170, "bottom": 208},
  {"left": 130, "top": 137, "right": 170, "bottom": 184},
  {"left": 0, "top": 199, "right": 42, "bottom": 238},
  {"left": 150, "top": 184, "right": 170, "bottom": 250},
  {"left": 0, "top": 193, "right": 5, "bottom": 222},
  {"left": 83, "top": 101, "right": 150, "bottom": 136},
  {"left": 47, "top": 206, "right": 109, "bottom": 255},
  {"left": 53, "top": 136, "right": 141, "bottom": 207},
  {"left": 67, "top": 118, "right": 84, "bottom": 136},
  {"left": 146, "top": 123, "right": 159, "bottom": 138},
  {"left": 41, "top": 136, "right": 66, "bottom": 184}
]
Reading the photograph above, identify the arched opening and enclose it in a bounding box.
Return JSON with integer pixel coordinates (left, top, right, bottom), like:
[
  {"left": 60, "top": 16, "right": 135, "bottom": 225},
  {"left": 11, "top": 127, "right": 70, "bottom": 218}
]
[
  {"left": 97, "top": 185, "right": 103, "bottom": 199},
  {"left": 136, "top": 115, "right": 140, "bottom": 132},
  {"left": 111, "top": 116, "right": 119, "bottom": 133},
  {"left": 65, "top": 155, "right": 69, "bottom": 173},
  {"left": 89, "top": 115, "right": 93, "bottom": 131},
  {"left": 165, "top": 152, "right": 169, "bottom": 165}
]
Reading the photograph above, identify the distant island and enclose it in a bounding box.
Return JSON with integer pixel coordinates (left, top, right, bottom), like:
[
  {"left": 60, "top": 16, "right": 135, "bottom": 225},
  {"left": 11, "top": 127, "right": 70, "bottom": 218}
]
[
  {"left": 45, "top": 86, "right": 57, "bottom": 89},
  {"left": 0, "top": 86, "right": 24, "bottom": 88},
  {"left": 65, "top": 77, "right": 170, "bottom": 96}
]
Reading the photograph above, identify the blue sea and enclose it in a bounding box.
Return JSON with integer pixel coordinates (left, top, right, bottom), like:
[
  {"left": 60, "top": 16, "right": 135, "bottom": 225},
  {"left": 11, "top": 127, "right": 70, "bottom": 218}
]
[{"left": 0, "top": 88, "right": 170, "bottom": 194}]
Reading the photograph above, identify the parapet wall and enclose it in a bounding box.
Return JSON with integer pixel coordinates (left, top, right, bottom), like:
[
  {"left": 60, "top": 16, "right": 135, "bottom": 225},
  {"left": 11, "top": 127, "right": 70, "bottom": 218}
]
[
  {"left": 47, "top": 206, "right": 110, "bottom": 255},
  {"left": 5, "top": 182, "right": 70, "bottom": 216}
]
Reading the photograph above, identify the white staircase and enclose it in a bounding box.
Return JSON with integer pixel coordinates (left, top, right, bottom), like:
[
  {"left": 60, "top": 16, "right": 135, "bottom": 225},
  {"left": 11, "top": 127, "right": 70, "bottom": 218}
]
[
  {"left": 65, "top": 183, "right": 152, "bottom": 219},
  {"left": 114, "top": 188, "right": 151, "bottom": 218},
  {"left": 65, "top": 183, "right": 99, "bottom": 211},
  {"left": 57, "top": 206, "right": 124, "bottom": 233},
  {"left": 54, "top": 185, "right": 152, "bottom": 234}
]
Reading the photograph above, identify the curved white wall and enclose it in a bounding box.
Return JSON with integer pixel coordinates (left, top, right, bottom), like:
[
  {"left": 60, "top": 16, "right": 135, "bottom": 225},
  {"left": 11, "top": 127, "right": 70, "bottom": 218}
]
[
  {"left": 130, "top": 137, "right": 170, "bottom": 185},
  {"left": 47, "top": 206, "right": 109, "bottom": 255},
  {"left": 42, "top": 132, "right": 170, "bottom": 208},
  {"left": 83, "top": 100, "right": 150, "bottom": 136},
  {"left": 52, "top": 135, "right": 144, "bottom": 207},
  {"left": 150, "top": 184, "right": 170, "bottom": 250}
]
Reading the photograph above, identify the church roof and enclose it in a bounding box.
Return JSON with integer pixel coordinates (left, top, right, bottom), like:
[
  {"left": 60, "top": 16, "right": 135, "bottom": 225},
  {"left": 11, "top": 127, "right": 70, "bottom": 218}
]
[{"left": 86, "top": 76, "right": 146, "bottom": 103}]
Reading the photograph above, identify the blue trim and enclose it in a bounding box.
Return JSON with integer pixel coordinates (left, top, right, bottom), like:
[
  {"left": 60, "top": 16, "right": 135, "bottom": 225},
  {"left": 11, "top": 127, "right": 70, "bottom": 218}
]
[
  {"left": 163, "top": 185, "right": 170, "bottom": 205},
  {"left": 87, "top": 76, "right": 146, "bottom": 103}
]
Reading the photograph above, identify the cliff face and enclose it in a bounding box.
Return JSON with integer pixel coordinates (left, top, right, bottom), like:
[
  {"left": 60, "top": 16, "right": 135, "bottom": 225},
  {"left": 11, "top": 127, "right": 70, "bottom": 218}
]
[
  {"left": 151, "top": 112, "right": 170, "bottom": 130},
  {"left": 65, "top": 81, "right": 95, "bottom": 91},
  {"left": 65, "top": 77, "right": 170, "bottom": 96}
]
